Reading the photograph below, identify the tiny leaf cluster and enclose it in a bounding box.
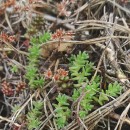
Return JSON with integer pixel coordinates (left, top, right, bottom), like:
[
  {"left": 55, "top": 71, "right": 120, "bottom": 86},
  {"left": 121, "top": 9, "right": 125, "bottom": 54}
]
[
  {"left": 72, "top": 76, "right": 101, "bottom": 118},
  {"left": 25, "top": 32, "right": 51, "bottom": 89},
  {"left": 27, "top": 101, "right": 43, "bottom": 130},
  {"left": 53, "top": 94, "right": 71, "bottom": 129},
  {"left": 96, "top": 81, "right": 122, "bottom": 105},
  {"left": 69, "top": 51, "right": 93, "bottom": 87}
]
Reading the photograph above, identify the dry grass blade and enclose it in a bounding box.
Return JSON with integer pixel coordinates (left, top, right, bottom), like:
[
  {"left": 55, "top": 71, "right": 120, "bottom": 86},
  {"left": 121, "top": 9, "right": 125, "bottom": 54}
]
[{"left": 114, "top": 103, "right": 130, "bottom": 130}]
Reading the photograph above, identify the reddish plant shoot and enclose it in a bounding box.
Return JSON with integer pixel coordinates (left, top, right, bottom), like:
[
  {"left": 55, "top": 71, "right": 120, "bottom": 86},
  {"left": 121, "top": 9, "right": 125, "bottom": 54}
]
[
  {"left": 16, "top": 82, "right": 26, "bottom": 92},
  {"left": 44, "top": 69, "right": 53, "bottom": 79},
  {"left": 57, "top": 68, "right": 68, "bottom": 78},
  {"left": 44, "top": 68, "right": 68, "bottom": 82},
  {"left": 1, "top": 81, "right": 14, "bottom": 96},
  {"left": 0, "top": 33, "right": 16, "bottom": 43},
  {"left": 51, "top": 29, "right": 73, "bottom": 40},
  {"left": 53, "top": 74, "right": 60, "bottom": 81}
]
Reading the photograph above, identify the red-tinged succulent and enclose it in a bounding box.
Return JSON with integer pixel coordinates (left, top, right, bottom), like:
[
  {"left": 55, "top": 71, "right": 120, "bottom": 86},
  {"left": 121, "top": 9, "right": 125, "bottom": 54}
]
[
  {"left": 0, "top": 33, "right": 15, "bottom": 42},
  {"left": 51, "top": 29, "right": 73, "bottom": 40},
  {"left": 45, "top": 68, "right": 68, "bottom": 82},
  {"left": 53, "top": 74, "right": 60, "bottom": 81},
  {"left": 51, "top": 29, "right": 64, "bottom": 40},
  {"left": 1, "top": 81, "right": 14, "bottom": 96},
  {"left": 57, "top": 68, "right": 68, "bottom": 78},
  {"left": 0, "top": 33, "right": 8, "bottom": 41},
  {"left": 16, "top": 82, "right": 26, "bottom": 92},
  {"left": 44, "top": 69, "right": 53, "bottom": 79}
]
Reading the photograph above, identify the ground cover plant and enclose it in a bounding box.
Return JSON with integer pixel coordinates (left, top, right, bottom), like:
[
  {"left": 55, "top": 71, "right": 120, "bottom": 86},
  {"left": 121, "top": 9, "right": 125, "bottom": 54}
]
[{"left": 0, "top": 0, "right": 130, "bottom": 130}]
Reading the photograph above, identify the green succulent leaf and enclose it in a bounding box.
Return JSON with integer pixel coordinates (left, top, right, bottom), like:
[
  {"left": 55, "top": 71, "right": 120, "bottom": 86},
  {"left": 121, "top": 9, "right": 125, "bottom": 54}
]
[
  {"left": 97, "top": 91, "right": 109, "bottom": 105},
  {"left": 106, "top": 81, "right": 122, "bottom": 97},
  {"left": 79, "top": 110, "right": 87, "bottom": 119},
  {"left": 39, "top": 32, "right": 51, "bottom": 43},
  {"left": 69, "top": 51, "right": 93, "bottom": 87},
  {"left": 53, "top": 93, "right": 71, "bottom": 129},
  {"left": 27, "top": 101, "right": 43, "bottom": 130},
  {"left": 25, "top": 32, "right": 51, "bottom": 89},
  {"left": 72, "top": 89, "right": 80, "bottom": 101}
]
